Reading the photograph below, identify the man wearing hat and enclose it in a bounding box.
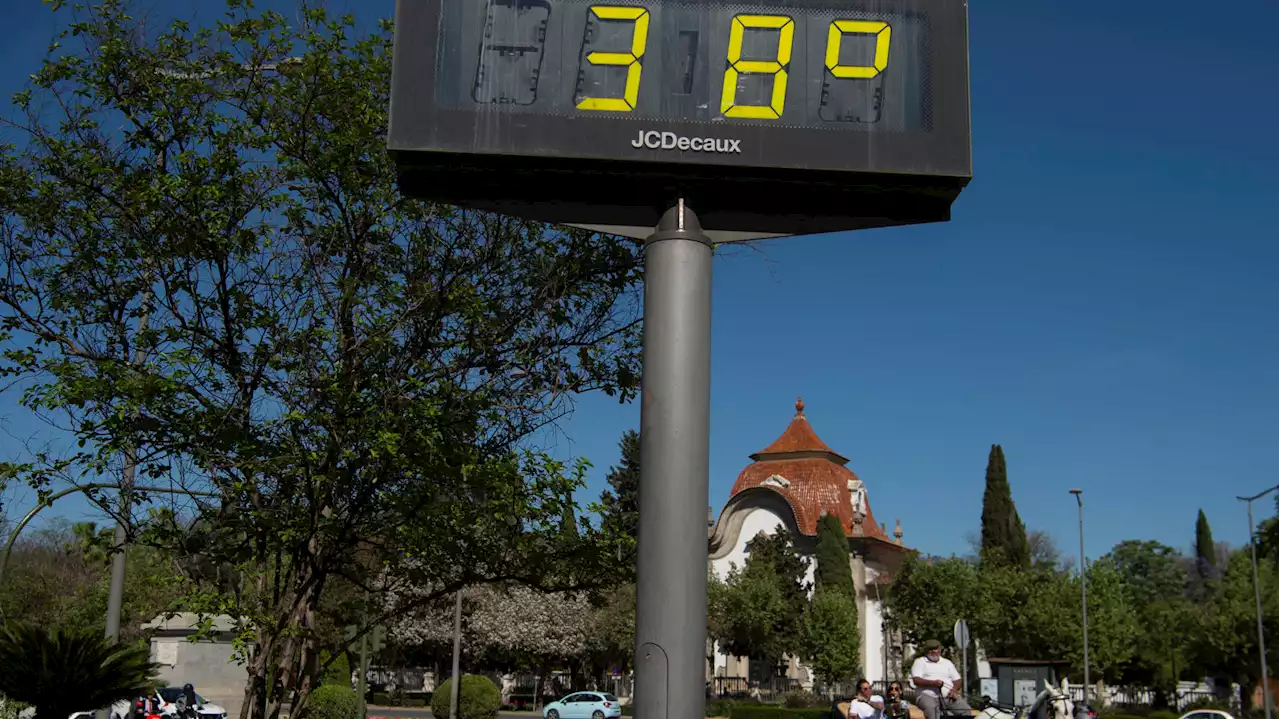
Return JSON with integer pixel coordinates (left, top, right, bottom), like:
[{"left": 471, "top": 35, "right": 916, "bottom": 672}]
[{"left": 910, "top": 639, "right": 971, "bottom": 719}]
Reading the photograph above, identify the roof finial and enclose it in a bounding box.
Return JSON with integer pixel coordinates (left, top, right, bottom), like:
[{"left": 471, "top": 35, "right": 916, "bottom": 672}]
[
  {"left": 894, "top": 518, "right": 904, "bottom": 545},
  {"left": 795, "top": 396, "right": 805, "bottom": 415}
]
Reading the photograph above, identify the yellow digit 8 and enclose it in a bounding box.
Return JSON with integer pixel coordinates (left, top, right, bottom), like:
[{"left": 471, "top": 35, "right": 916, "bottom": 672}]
[
  {"left": 720, "top": 14, "right": 795, "bottom": 119},
  {"left": 825, "top": 20, "right": 891, "bottom": 79},
  {"left": 577, "top": 6, "right": 650, "bottom": 112}
]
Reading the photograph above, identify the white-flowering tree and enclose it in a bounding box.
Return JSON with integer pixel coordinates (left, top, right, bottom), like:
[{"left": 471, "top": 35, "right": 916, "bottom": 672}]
[{"left": 390, "top": 582, "right": 595, "bottom": 666}]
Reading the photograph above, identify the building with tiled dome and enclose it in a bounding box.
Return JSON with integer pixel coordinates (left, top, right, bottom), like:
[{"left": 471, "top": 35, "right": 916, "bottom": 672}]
[{"left": 707, "top": 398, "right": 910, "bottom": 687}]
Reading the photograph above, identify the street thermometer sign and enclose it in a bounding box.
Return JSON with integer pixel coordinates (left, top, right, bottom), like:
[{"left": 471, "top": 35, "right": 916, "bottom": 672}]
[
  {"left": 388, "top": 4, "right": 971, "bottom": 719},
  {"left": 388, "top": 0, "right": 971, "bottom": 238}
]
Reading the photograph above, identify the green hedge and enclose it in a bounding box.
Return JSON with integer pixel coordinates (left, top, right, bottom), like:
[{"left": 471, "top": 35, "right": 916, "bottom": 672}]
[
  {"left": 730, "top": 706, "right": 831, "bottom": 719},
  {"left": 308, "top": 686, "right": 360, "bottom": 719},
  {"left": 430, "top": 675, "right": 501, "bottom": 719}
]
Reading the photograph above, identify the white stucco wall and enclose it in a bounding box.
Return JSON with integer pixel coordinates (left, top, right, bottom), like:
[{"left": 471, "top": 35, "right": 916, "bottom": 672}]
[
  {"left": 712, "top": 507, "right": 902, "bottom": 686},
  {"left": 864, "top": 597, "right": 886, "bottom": 682}
]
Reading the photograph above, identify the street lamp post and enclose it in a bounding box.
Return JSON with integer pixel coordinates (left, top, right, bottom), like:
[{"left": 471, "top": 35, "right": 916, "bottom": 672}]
[
  {"left": 1237, "top": 486, "right": 1277, "bottom": 719},
  {"left": 1069, "top": 488, "right": 1089, "bottom": 705}
]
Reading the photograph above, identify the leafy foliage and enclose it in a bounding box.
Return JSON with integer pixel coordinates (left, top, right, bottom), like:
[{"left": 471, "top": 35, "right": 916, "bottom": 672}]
[
  {"left": 304, "top": 686, "right": 359, "bottom": 719},
  {"left": 743, "top": 528, "right": 810, "bottom": 654},
  {"left": 1190, "top": 549, "right": 1279, "bottom": 712},
  {"left": 0, "top": 2, "right": 642, "bottom": 717},
  {"left": 884, "top": 554, "right": 979, "bottom": 649},
  {"left": 800, "top": 586, "right": 859, "bottom": 688},
  {"left": 979, "top": 445, "right": 1029, "bottom": 568},
  {"left": 430, "top": 675, "right": 501, "bottom": 719},
  {"left": 0, "top": 622, "right": 159, "bottom": 719},
  {"left": 598, "top": 429, "right": 641, "bottom": 577},
  {"left": 1195, "top": 510, "right": 1217, "bottom": 581},
  {"left": 813, "top": 513, "right": 853, "bottom": 598},
  {"left": 0, "top": 521, "right": 180, "bottom": 639},
  {"left": 709, "top": 557, "right": 787, "bottom": 662}
]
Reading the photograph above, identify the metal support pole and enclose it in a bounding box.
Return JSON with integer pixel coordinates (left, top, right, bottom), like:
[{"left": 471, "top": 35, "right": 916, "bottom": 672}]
[
  {"left": 1070, "top": 489, "right": 1089, "bottom": 705},
  {"left": 449, "top": 588, "right": 464, "bottom": 719},
  {"left": 104, "top": 441, "right": 138, "bottom": 642},
  {"left": 1238, "top": 487, "right": 1277, "bottom": 719},
  {"left": 634, "top": 201, "right": 713, "bottom": 719},
  {"left": 357, "top": 624, "right": 369, "bottom": 719},
  {"left": 104, "top": 304, "right": 151, "bottom": 646}
]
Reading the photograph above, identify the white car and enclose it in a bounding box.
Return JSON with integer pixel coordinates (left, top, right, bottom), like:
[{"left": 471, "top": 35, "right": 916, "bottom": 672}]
[
  {"left": 1177, "top": 711, "right": 1235, "bottom": 719},
  {"left": 148, "top": 688, "right": 227, "bottom": 719}
]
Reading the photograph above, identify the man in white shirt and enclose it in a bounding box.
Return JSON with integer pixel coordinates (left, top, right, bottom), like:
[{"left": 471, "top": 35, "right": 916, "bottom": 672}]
[
  {"left": 910, "top": 639, "right": 972, "bottom": 719},
  {"left": 848, "top": 679, "right": 884, "bottom": 719}
]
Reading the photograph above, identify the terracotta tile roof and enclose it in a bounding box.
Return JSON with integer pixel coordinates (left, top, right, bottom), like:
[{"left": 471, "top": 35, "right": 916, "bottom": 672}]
[
  {"left": 729, "top": 398, "right": 892, "bottom": 542},
  {"left": 749, "top": 397, "right": 850, "bottom": 465}
]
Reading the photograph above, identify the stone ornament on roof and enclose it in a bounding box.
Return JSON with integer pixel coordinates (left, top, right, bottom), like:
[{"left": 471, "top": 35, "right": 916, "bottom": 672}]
[
  {"left": 847, "top": 478, "right": 867, "bottom": 523},
  {"left": 762, "top": 474, "right": 791, "bottom": 488}
]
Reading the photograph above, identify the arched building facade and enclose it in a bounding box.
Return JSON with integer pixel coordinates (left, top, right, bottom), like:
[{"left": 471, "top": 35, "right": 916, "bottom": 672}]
[{"left": 707, "top": 398, "right": 910, "bottom": 687}]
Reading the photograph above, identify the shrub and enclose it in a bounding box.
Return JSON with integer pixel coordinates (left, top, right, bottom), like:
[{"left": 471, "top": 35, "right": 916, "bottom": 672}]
[
  {"left": 430, "top": 675, "right": 501, "bottom": 719},
  {"left": 1148, "top": 710, "right": 1179, "bottom": 719},
  {"left": 308, "top": 686, "right": 360, "bottom": 719},
  {"left": 321, "top": 652, "right": 351, "bottom": 687},
  {"left": 1182, "top": 699, "right": 1231, "bottom": 712},
  {"left": 707, "top": 699, "right": 737, "bottom": 717},
  {"left": 730, "top": 706, "right": 830, "bottom": 719},
  {"left": 0, "top": 623, "right": 159, "bottom": 719},
  {"left": 782, "top": 692, "right": 823, "bottom": 709}
]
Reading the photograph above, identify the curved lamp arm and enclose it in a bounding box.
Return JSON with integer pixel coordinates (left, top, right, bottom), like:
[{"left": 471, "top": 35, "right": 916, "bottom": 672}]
[{"left": 0, "top": 483, "right": 217, "bottom": 590}]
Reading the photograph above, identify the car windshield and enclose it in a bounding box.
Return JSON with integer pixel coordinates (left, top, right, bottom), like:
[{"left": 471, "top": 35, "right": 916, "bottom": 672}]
[{"left": 604, "top": 695, "right": 618, "bottom": 702}]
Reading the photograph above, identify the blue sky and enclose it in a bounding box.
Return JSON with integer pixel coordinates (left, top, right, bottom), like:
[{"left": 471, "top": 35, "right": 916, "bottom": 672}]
[{"left": 0, "top": 0, "right": 1274, "bottom": 562}]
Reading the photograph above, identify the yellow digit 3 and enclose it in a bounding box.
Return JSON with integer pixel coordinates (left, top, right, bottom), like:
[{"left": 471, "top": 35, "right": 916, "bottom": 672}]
[
  {"left": 721, "top": 14, "right": 795, "bottom": 119},
  {"left": 577, "top": 6, "right": 650, "bottom": 111},
  {"left": 825, "top": 20, "right": 892, "bottom": 79}
]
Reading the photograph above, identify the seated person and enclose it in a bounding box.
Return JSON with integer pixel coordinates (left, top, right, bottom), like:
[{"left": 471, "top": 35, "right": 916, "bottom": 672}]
[
  {"left": 911, "top": 640, "right": 973, "bottom": 719},
  {"left": 849, "top": 680, "right": 884, "bottom": 719}
]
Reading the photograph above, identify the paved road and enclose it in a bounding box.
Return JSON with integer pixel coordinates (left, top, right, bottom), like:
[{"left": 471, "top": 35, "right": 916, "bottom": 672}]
[{"left": 365, "top": 709, "right": 536, "bottom": 719}]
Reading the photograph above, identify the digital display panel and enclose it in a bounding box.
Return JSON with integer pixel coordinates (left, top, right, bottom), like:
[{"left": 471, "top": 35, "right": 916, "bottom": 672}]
[{"left": 389, "top": 0, "right": 971, "bottom": 237}]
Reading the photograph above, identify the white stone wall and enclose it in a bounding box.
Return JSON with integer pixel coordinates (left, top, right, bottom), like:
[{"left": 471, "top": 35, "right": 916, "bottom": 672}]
[
  {"left": 863, "top": 597, "right": 885, "bottom": 682},
  {"left": 151, "top": 637, "right": 246, "bottom": 719},
  {"left": 710, "top": 507, "right": 893, "bottom": 687}
]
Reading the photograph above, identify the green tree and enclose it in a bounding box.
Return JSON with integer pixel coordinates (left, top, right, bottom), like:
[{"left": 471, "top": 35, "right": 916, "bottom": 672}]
[
  {"left": 814, "top": 513, "right": 854, "bottom": 597},
  {"left": 801, "top": 586, "right": 860, "bottom": 692},
  {"left": 1099, "top": 540, "right": 1192, "bottom": 693},
  {"left": 598, "top": 429, "right": 640, "bottom": 575},
  {"left": 1195, "top": 510, "right": 1217, "bottom": 582},
  {"left": 1072, "top": 560, "right": 1140, "bottom": 682},
  {"left": 979, "top": 445, "right": 1030, "bottom": 568},
  {"left": 0, "top": 3, "right": 640, "bottom": 718},
  {"left": 708, "top": 559, "right": 788, "bottom": 663},
  {"left": 1100, "top": 540, "right": 1186, "bottom": 607},
  {"left": 0, "top": 521, "right": 180, "bottom": 638},
  {"left": 1192, "top": 549, "right": 1279, "bottom": 713},
  {"left": 884, "top": 554, "right": 980, "bottom": 649},
  {"left": 744, "top": 528, "right": 809, "bottom": 655},
  {"left": 1255, "top": 512, "right": 1278, "bottom": 563},
  {"left": 0, "top": 623, "right": 159, "bottom": 719}
]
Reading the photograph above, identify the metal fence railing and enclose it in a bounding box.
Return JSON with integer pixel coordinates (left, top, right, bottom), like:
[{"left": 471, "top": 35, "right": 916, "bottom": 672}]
[
  {"left": 710, "top": 676, "right": 802, "bottom": 701},
  {"left": 1065, "top": 684, "right": 1237, "bottom": 711}
]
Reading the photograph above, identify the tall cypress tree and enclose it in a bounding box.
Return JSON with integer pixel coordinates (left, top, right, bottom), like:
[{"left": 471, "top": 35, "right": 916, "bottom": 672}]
[
  {"left": 599, "top": 429, "right": 641, "bottom": 572},
  {"left": 814, "top": 512, "right": 855, "bottom": 598},
  {"left": 979, "top": 444, "right": 1031, "bottom": 568},
  {"left": 1194, "top": 509, "right": 1216, "bottom": 580}
]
